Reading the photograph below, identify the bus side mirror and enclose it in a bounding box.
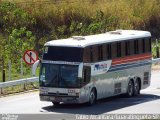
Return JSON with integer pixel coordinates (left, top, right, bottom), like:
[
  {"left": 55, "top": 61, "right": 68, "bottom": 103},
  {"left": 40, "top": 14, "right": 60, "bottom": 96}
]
[
  {"left": 78, "top": 63, "right": 83, "bottom": 78},
  {"left": 32, "top": 60, "right": 40, "bottom": 76},
  {"left": 83, "top": 66, "right": 91, "bottom": 83}
]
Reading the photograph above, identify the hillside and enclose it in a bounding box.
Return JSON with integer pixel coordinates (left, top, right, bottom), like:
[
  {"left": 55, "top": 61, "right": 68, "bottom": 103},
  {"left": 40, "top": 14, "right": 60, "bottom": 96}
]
[{"left": 0, "top": 0, "right": 160, "bottom": 79}]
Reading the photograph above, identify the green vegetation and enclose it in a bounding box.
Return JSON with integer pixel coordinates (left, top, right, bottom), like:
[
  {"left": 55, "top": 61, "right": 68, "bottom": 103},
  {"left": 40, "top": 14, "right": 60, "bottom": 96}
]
[
  {"left": 0, "top": 0, "right": 160, "bottom": 81},
  {"left": 0, "top": 82, "right": 39, "bottom": 95},
  {"left": 0, "top": 66, "right": 39, "bottom": 82}
]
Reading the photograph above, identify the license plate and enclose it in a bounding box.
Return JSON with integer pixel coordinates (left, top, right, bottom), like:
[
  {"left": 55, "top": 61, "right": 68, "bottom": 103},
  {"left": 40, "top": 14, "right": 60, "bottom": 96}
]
[
  {"left": 50, "top": 97, "right": 55, "bottom": 101},
  {"left": 50, "top": 97, "right": 62, "bottom": 101}
]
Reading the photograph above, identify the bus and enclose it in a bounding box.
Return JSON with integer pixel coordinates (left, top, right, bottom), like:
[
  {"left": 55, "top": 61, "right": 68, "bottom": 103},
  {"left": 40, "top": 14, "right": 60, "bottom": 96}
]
[{"left": 33, "top": 30, "right": 152, "bottom": 106}]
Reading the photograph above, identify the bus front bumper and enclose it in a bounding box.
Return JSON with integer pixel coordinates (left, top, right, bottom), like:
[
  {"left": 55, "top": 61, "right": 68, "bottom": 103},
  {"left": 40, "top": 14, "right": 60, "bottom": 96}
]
[{"left": 39, "top": 94, "right": 82, "bottom": 103}]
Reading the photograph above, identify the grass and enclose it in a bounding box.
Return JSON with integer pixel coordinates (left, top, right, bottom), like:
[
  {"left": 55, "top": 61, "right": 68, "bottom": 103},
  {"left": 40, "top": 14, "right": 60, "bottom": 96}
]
[
  {"left": 0, "top": 0, "right": 160, "bottom": 40},
  {"left": 0, "top": 0, "right": 160, "bottom": 82},
  {"left": 7, "top": 0, "right": 160, "bottom": 37},
  {"left": 0, "top": 82, "right": 39, "bottom": 95},
  {"left": 0, "top": 66, "right": 40, "bottom": 82}
]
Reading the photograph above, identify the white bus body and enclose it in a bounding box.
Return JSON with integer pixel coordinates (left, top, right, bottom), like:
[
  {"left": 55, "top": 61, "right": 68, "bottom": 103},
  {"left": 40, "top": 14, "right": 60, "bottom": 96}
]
[{"left": 35, "top": 30, "right": 152, "bottom": 105}]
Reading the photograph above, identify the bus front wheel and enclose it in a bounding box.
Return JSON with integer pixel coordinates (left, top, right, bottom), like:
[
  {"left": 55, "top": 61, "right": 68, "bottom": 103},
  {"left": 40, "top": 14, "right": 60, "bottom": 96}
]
[
  {"left": 88, "top": 88, "right": 97, "bottom": 105},
  {"left": 52, "top": 102, "right": 60, "bottom": 106}
]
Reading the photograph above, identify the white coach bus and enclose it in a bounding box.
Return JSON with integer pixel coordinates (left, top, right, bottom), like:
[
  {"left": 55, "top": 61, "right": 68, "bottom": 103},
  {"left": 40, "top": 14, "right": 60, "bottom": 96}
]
[{"left": 33, "top": 30, "right": 152, "bottom": 105}]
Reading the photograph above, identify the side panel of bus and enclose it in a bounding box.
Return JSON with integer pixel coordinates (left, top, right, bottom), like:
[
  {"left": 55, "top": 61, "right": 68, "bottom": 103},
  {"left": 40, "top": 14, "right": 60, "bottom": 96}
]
[
  {"left": 83, "top": 37, "right": 152, "bottom": 101},
  {"left": 88, "top": 59, "right": 151, "bottom": 100}
]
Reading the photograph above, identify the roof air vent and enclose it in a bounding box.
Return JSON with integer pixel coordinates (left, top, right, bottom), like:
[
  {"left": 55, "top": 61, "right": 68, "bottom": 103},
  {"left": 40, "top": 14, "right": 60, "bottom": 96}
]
[
  {"left": 109, "top": 30, "right": 122, "bottom": 35},
  {"left": 72, "top": 36, "right": 85, "bottom": 40}
]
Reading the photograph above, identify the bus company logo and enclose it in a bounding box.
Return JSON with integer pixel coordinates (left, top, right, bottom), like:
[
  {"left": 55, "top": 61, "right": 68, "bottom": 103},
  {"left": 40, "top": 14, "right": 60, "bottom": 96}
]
[{"left": 94, "top": 63, "right": 108, "bottom": 71}]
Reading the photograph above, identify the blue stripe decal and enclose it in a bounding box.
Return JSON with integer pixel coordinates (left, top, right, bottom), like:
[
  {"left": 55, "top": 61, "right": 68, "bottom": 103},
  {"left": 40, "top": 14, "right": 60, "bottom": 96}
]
[{"left": 108, "top": 60, "right": 151, "bottom": 72}]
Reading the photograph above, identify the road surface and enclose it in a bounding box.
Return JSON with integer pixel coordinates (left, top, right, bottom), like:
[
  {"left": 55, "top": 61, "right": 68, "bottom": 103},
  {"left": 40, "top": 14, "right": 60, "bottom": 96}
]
[{"left": 0, "top": 71, "right": 160, "bottom": 120}]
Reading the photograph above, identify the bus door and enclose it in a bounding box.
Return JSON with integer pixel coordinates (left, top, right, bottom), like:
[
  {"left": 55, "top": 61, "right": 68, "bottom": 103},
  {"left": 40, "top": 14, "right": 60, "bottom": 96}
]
[{"left": 83, "top": 66, "right": 91, "bottom": 85}]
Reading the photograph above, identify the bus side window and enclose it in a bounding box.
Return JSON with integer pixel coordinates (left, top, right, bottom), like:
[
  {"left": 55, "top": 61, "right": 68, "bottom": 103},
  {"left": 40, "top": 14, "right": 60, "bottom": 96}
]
[
  {"left": 125, "top": 41, "right": 130, "bottom": 56},
  {"left": 121, "top": 41, "right": 125, "bottom": 57},
  {"left": 90, "top": 46, "right": 93, "bottom": 62},
  {"left": 83, "top": 47, "right": 90, "bottom": 63},
  {"left": 111, "top": 42, "right": 116, "bottom": 58},
  {"left": 106, "top": 43, "right": 112, "bottom": 59},
  {"left": 149, "top": 38, "right": 151, "bottom": 52},
  {"left": 134, "top": 40, "right": 139, "bottom": 54},
  {"left": 103, "top": 44, "right": 107, "bottom": 60},
  {"left": 116, "top": 42, "right": 121, "bottom": 57},
  {"left": 145, "top": 38, "right": 151, "bottom": 52},
  {"left": 139, "top": 39, "right": 143, "bottom": 54},
  {"left": 142, "top": 39, "right": 146, "bottom": 53},
  {"left": 83, "top": 66, "right": 91, "bottom": 83},
  {"left": 93, "top": 45, "right": 98, "bottom": 62},
  {"left": 130, "top": 40, "right": 134, "bottom": 55},
  {"left": 98, "top": 45, "right": 103, "bottom": 61}
]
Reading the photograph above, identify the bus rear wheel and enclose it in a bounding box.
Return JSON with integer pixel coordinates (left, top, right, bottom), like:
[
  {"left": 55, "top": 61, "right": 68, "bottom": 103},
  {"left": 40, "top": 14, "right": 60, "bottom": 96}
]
[
  {"left": 134, "top": 79, "right": 140, "bottom": 96},
  {"left": 88, "top": 88, "right": 97, "bottom": 106},
  {"left": 126, "top": 80, "right": 134, "bottom": 97}
]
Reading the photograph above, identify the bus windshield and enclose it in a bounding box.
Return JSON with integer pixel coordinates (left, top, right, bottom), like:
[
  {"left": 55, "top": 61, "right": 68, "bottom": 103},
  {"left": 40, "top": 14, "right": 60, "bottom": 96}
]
[{"left": 39, "top": 64, "right": 80, "bottom": 88}]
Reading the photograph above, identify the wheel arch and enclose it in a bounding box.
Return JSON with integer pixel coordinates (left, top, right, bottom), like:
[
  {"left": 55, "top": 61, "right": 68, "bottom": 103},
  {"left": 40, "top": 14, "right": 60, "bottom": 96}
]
[{"left": 87, "top": 87, "right": 97, "bottom": 105}]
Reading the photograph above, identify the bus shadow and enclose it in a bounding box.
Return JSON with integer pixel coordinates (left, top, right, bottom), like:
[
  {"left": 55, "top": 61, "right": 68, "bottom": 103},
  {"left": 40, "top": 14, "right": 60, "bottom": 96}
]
[{"left": 42, "top": 93, "right": 160, "bottom": 115}]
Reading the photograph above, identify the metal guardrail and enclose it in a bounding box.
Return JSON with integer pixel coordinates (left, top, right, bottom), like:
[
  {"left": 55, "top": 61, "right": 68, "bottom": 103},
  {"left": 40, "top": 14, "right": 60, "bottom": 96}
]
[
  {"left": 152, "top": 58, "right": 160, "bottom": 64},
  {"left": 0, "top": 77, "right": 38, "bottom": 89},
  {"left": 0, "top": 58, "right": 159, "bottom": 94}
]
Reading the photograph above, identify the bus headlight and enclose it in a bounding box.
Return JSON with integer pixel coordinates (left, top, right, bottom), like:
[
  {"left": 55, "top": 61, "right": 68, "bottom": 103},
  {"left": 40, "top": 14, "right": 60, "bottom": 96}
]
[
  {"left": 40, "top": 88, "right": 48, "bottom": 94},
  {"left": 40, "top": 91, "right": 48, "bottom": 94}
]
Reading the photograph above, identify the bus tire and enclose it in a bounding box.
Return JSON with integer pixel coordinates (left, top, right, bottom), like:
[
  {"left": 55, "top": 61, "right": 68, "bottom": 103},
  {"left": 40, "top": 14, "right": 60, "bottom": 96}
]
[
  {"left": 126, "top": 80, "right": 134, "bottom": 97},
  {"left": 134, "top": 79, "right": 140, "bottom": 96},
  {"left": 88, "top": 88, "right": 97, "bottom": 106},
  {"left": 52, "top": 102, "right": 60, "bottom": 106}
]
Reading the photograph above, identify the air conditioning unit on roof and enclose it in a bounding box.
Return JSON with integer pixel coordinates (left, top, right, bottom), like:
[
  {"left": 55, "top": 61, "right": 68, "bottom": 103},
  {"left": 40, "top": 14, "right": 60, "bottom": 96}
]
[
  {"left": 72, "top": 36, "right": 85, "bottom": 40},
  {"left": 109, "top": 30, "right": 122, "bottom": 35}
]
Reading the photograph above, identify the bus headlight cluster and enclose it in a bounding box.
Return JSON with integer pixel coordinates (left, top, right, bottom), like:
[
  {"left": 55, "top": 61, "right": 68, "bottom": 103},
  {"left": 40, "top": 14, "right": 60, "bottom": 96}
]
[
  {"left": 68, "top": 89, "right": 79, "bottom": 96},
  {"left": 40, "top": 88, "right": 48, "bottom": 94},
  {"left": 40, "top": 91, "right": 48, "bottom": 94}
]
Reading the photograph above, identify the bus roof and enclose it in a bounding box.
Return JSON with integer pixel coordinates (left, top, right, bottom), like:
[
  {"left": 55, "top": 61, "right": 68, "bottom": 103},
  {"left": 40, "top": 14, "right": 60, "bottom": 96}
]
[{"left": 44, "top": 30, "right": 151, "bottom": 47}]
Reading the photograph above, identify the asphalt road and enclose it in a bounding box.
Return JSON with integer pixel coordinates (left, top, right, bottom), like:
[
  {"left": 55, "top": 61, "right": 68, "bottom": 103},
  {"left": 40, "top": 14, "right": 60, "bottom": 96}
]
[{"left": 0, "top": 71, "right": 160, "bottom": 120}]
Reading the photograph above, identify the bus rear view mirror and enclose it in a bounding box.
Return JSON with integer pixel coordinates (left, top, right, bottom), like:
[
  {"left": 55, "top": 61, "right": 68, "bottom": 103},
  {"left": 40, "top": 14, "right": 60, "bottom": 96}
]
[{"left": 32, "top": 60, "right": 40, "bottom": 76}]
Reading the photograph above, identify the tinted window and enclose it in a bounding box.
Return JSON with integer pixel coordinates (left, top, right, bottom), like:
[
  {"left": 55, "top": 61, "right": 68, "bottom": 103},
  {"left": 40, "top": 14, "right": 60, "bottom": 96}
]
[
  {"left": 43, "top": 46, "right": 83, "bottom": 62},
  {"left": 102, "top": 44, "right": 107, "bottom": 60},
  {"left": 117, "top": 42, "right": 121, "bottom": 57},
  {"left": 83, "top": 47, "right": 90, "bottom": 63},
  {"left": 142, "top": 39, "right": 146, "bottom": 53},
  {"left": 138, "top": 39, "right": 143, "bottom": 54},
  {"left": 125, "top": 41, "right": 130, "bottom": 56},
  {"left": 98, "top": 45, "right": 103, "bottom": 60},
  {"left": 145, "top": 38, "right": 151, "bottom": 52},
  {"left": 90, "top": 46, "right": 93, "bottom": 62},
  {"left": 121, "top": 41, "right": 126, "bottom": 57},
  {"left": 134, "top": 40, "right": 139, "bottom": 54},
  {"left": 130, "top": 40, "right": 134, "bottom": 55},
  {"left": 107, "top": 43, "right": 112, "bottom": 59},
  {"left": 93, "top": 45, "right": 98, "bottom": 62},
  {"left": 111, "top": 42, "right": 117, "bottom": 58},
  {"left": 149, "top": 38, "right": 151, "bottom": 52}
]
